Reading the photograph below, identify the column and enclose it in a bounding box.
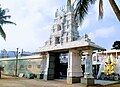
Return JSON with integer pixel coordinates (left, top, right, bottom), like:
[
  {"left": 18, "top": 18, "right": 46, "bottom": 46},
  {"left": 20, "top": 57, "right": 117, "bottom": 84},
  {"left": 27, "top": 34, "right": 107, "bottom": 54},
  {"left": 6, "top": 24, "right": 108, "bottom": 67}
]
[
  {"left": 43, "top": 52, "right": 55, "bottom": 80},
  {"left": 81, "top": 49, "right": 94, "bottom": 85},
  {"left": 67, "top": 49, "right": 83, "bottom": 84}
]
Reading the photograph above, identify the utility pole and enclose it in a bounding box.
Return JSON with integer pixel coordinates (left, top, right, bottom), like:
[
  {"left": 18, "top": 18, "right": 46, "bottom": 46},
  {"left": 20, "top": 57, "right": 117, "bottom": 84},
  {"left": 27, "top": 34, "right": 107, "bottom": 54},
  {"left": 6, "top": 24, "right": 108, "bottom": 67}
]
[{"left": 15, "top": 48, "right": 19, "bottom": 76}]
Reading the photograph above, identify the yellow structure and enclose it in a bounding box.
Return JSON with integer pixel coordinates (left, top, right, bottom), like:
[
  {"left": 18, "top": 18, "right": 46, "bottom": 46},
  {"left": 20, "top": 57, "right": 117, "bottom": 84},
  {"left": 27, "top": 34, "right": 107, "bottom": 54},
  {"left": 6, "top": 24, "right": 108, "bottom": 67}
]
[{"left": 102, "top": 55, "right": 116, "bottom": 75}]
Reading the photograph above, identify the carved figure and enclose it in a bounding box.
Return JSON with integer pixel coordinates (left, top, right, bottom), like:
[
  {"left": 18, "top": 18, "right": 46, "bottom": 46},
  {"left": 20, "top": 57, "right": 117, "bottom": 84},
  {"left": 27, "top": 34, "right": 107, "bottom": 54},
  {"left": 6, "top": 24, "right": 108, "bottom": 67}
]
[{"left": 102, "top": 56, "right": 116, "bottom": 75}]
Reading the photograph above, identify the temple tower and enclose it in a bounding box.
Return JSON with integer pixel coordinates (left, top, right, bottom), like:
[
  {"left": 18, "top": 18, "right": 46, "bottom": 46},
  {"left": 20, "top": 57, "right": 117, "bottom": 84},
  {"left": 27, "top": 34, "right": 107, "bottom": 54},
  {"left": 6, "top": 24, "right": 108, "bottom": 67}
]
[{"left": 45, "top": 0, "right": 79, "bottom": 46}]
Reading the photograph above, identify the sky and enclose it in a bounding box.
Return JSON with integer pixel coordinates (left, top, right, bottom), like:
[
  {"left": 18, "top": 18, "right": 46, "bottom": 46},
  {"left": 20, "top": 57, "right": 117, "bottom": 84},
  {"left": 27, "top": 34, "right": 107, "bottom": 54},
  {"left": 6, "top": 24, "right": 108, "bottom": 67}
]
[{"left": 0, "top": 0, "right": 119, "bottom": 52}]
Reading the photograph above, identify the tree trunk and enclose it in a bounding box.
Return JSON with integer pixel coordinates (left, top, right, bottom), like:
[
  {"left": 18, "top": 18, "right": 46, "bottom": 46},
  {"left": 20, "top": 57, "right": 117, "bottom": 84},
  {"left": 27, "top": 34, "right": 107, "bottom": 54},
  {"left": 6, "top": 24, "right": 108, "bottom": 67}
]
[{"left": 109, "top": 0, "right": 120, "bottom": 22}]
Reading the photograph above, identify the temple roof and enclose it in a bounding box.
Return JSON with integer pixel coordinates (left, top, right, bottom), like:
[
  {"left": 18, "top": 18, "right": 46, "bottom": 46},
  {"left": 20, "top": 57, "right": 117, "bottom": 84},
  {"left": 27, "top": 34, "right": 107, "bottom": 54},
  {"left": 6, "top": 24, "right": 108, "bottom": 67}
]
[{"left": 36, "top": 39, "right": 105, "bottom": 53}]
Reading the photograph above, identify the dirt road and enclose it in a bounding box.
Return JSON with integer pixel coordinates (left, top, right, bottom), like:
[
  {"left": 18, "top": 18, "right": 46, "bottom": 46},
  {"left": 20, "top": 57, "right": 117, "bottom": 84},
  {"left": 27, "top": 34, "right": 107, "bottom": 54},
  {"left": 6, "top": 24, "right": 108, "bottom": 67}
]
[
  {"left": 0, "top": 75, "right": 120, "bottom": 87},
  {"left": 0, "top": 75, "right": 85, "bottom": 87}
]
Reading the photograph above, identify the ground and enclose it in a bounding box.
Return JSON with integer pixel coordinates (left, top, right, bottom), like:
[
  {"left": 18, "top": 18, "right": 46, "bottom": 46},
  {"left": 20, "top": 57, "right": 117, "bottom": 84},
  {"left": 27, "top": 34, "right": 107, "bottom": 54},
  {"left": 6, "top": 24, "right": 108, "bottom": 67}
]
[{"left": 0, "top": 75, "right": 120, "bottom": 87}]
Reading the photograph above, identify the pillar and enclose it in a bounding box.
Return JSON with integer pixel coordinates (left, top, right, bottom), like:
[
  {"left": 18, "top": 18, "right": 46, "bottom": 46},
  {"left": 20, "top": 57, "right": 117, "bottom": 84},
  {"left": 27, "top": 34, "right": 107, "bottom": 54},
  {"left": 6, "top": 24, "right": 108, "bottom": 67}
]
[
  {"left": 43, "top": 52, "right": 55, "bottom": 80},
  {"left": 67, "top": 49, "right": 83, "bottom": 84},
  {"left": 81, "top": 49, "right": 94, "bottom": 85}
]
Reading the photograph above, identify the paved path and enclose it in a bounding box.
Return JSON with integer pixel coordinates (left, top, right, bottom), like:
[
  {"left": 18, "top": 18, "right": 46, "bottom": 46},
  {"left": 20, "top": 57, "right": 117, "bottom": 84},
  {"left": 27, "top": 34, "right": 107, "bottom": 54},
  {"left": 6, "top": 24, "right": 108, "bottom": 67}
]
[{"left": 95, "top": 80, "right": 119, "bottom": 85}]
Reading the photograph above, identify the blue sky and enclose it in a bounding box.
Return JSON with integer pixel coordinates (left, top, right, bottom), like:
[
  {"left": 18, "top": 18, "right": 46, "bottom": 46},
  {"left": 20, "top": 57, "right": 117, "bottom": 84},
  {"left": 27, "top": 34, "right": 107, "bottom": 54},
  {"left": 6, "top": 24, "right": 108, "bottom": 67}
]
[{"left": 0, "top": 0, "right": 119, "bottom": 52}]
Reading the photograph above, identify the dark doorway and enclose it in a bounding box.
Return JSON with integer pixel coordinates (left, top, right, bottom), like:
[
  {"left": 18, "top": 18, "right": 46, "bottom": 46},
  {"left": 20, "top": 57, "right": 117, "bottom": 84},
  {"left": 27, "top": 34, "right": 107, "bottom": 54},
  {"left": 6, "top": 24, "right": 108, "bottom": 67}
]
[
  {"left": 54, "top": 53, "right": 68, "bottom": 79},
  {"left": 81, "top": 65, "right": 85, "bottom": 77},
  {"left": 93, "top": 65, "right": 100, "bottom": 78}
]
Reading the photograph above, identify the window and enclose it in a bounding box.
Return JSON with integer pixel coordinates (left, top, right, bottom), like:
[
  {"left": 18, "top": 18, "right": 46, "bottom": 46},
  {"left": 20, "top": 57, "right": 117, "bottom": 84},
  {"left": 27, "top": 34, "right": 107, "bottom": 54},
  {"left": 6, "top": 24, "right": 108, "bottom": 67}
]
[
  {"left": 55, "top": 37, "right": 60, "bottom": 44},
  {"left": 73, "top": 37, "right": 77, "bottom": 41},
  {"left": 57, "top": 24, "right": 61, "bottom": 31}
]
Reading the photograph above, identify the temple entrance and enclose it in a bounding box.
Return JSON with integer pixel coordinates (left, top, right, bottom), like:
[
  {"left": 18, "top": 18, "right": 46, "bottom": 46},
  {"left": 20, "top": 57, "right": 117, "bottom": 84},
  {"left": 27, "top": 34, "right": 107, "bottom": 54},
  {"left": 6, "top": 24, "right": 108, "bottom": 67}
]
[{"left": 54, "top": 52, "right": 68, "bottom": 79}]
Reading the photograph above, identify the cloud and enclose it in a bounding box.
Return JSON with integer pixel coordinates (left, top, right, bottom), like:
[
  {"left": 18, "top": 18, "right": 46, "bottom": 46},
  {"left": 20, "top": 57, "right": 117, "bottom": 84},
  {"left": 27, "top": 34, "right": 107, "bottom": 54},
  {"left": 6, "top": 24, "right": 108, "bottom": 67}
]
[
  {"left": 89, "top": 26, "right": 116, "bottom": 40},
  {"left": 0, "top": 0, "right": 66, "bottom": 51}
]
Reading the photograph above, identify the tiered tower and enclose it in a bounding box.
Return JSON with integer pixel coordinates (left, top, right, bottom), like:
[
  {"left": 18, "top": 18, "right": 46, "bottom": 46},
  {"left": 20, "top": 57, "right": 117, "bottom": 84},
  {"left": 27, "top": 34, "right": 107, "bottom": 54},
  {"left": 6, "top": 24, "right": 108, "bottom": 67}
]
[{"left": 45, "top": 0, "right": 79, "bottom": 46}]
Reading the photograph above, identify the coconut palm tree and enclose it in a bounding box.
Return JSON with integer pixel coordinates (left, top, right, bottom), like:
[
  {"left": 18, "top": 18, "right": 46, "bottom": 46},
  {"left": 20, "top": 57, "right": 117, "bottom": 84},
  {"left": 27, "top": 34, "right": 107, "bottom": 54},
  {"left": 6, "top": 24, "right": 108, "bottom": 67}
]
[
  {"left": 74, "top": 0, "right": 96, "bottom": 24},
  {"left": 109, "top": 0, "right": 120, "bottom": 21},
  {"left": 0, "top": 6, "right": 16, "bottom": 40},
  {"left": 74, "top": 0, "right": 120, "bottom": 24}
]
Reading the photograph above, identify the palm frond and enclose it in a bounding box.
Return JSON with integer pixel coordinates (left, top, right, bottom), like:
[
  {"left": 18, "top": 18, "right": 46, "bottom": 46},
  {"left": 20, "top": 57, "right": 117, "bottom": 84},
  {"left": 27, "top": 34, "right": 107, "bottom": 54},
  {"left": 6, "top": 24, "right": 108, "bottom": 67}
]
[
  {"left": 74, "top": 0, "right": 97, "bottom": 25},
  {"left": 109, "top": 0, "right": 120, "bottom": 22},
  {"left": 0, "top": 8, "right": 6, "bottom": 17},
  {"left": 0, "top": 15, "right": 11, "bottom": 19},
  {"left": 0, "top": 7, "right": 16, "bottom": 40},
  {"left": 98, "top": 0, "right": 103, "bottom": 20},
  {"left": 0, "top": 20, "right": 16, "bottom": 25},
  {"left": 0, "top": 26, "right": 6, "bottom": 40},
  {"left": 74, "top": 0, "right": 88, "bottom": 24}
]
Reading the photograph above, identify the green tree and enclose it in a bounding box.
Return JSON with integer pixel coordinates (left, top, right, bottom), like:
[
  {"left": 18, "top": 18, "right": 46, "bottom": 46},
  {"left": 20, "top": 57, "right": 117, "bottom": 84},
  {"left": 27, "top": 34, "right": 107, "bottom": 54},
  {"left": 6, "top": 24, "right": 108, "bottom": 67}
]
[
  {"left": 73, "top": 0, "right": 120, "bottom": 24},
  {"left": 0, "top": 6, "right": 16, "bottom": 40},
  {"left": 112, "top": 41, "right": 120, "bottom": 50}
]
